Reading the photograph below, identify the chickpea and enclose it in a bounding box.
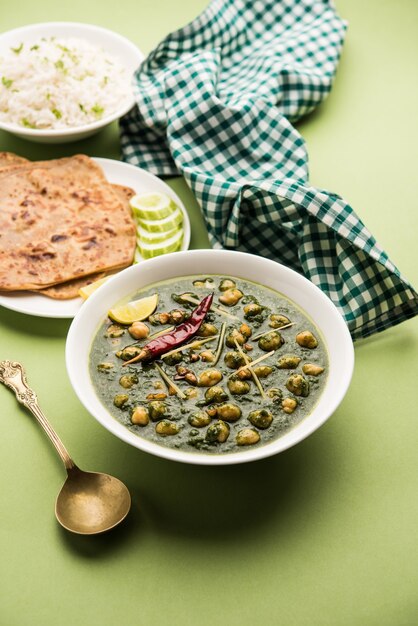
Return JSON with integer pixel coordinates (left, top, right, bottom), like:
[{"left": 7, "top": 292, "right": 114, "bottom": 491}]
[
  {"left": 113, "top": 394, "right": 129, "bottom": 408},
  {"left": 204, "top": 386, "right": 228, "bottom": 404},
  {"left": 282, "top": 398, "right": 298, "bottom": 414},
  {"left": 189, "top": 352, "right": 200, "bottom": 363},
  {"left": 236, "top": 368, "right": 252, "bottom": 380},
  {"left": 119, "top": 345, "right": 143, "bottom": 361},
  {"left": 239, "top": 323, "right": 252, "bottom": 339},
  {"left": 285, "top": 374, "right": 310, "bottom": 397},
  {"left": 219, "top": 278, "right": 237, "bottom": 291},
  {"left": 302, "top": 364, "right": 324, "bottom": 376},
  {"left": 198, "top": 369, "right": 223, "bottom": 387},
  {"left": 243, "top": 303, "right": 262, "bottom": 319},
  {"left": 188, "top": 411, "right": 212, "bottom": 427},
  {"left": 253, "top": 365, "right": 273, "bottom": 378},
  {"left": 173, "top": 365, "right": 196, "bottom": 384},
  {"left": 155, "top": 420, "right": 179, "bottom": 436},
  {"left": 269, "top": 314, "right": 291, "bottom": 329},
  {"left": 184, "top": 371, "right": 198, "bottom": 386},
  {"left": 146, "top": 392, "right": 168, "bottom": 401},
  {"left": 193, "top": 278, "right": 214, "bottom": 288},
  {"left": 197, "top": 323, "right": 218, "bottom": 337},
  {"left": 128, "top": 321, "right": 149, "bottom": 340},
  {"left": 206, "top": 406, "right": 218, "bottom": 418},
  {"left": 163, "top": 352, "right": 183, "bottom": 366},
  {"left": 224, "top": 351, "right": 247, "bottom": 369},
  {"left": 219, "top": 279, "right": 236, "bottom": 292},
  {"left": 227, "top": 378, "right": 251, "bottom": 395},
  {"left": 148, "top": 400, "right": 168, "bottom": 421},
  {"left": 267, "top": 387, "right": 283, "bottom": 402},
  {"left": 199, "top": 350, "right": 215, "bottom": 362},
  {"left": 105, "top": 324, "right": 125, "bottom": 338},
  {"left": 169, "top": 309, "right": 187, "bottom": 325},
  {"left": 277, "top": 355, "right": 301, "bottom": 369},
  {"left": 258, "top": 331, "right": 283, "bottom": 352},
  {"left": 184, "top": 387, "right": 200, "bottom": 400},
  {"left": 225, "top": 329, "right": 245, "bottom": 348},
  {"left": 119, "top": 373, "right": 138, "bottom": 389},
  {"left": 219, "top": 288, "right": 244, "bottom": 307},
  {"left": 205, "top": 420, "right": 230, "bottom": 443},
  {"left": 97, "top": 362, "right": 114, "bottom": 371},
  {"left": 217, "top": 403, "right": 242, "bottom": 422},
  {"left": 248, "top": 409, "right": 273, "bottom": 429},
  {"left": 296, "top": 330, "right": 318, "bottom": 349},
  {"left": 236, "top": 428, "right": 260, "bottom": 446},
  {"left": 131, "top": 406, "right": 149, "bottom": 426},
  {"left": 148, "top": 312, "right": 171, "bottom": 326}
]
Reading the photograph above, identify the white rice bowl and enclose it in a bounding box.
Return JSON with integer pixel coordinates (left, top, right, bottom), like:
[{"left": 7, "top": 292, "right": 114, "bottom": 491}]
[{"left": 0, "top": 23, "right": 143, "bottom": 143}]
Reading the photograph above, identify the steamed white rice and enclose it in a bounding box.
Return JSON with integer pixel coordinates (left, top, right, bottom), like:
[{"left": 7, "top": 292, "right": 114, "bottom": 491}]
[{"left": 0, "top": 37, "right": 132, "bottom": 129}]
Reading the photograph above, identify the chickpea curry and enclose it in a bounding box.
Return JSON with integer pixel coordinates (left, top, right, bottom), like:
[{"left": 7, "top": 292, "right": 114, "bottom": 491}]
[{"left": 89, "top": 275, "right": 328, "bottom": 454}]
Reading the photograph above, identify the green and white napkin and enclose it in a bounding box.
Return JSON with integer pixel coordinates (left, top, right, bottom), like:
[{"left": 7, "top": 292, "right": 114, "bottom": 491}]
[{"left": 120, "top": 0, "right": 418, "bottom": 340}]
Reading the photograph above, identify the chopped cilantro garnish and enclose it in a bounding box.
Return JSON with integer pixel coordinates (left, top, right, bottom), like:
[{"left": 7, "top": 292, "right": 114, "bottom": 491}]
[
  {"left": 54, "top": 59, "right": 65, "bottom": 71},
  {"left": 91, "top": 104, "right": 104, "bottom": 117},
  {"left": 30, "top": 45, "right": 39, "bottom": 51},
  {"left": 11, "top": 43, "right": 23, "bottom": 54},
  {"left": 79, "top": 103, "right": 87, "bottom": 113},
  {"left": 51, "top": 108, "right": 62, "bottom": 119},
  {"left": 1, "top": 77, "right": 13, "bottom": 89},
  {"left": 20, "top": 118, "right": 37, "bottom": 129}
]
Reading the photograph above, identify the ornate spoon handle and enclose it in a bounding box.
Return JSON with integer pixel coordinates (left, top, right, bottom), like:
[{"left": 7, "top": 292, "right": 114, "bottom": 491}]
[{"left": 0, "top": 360, "right": 75, "bottom": 471}]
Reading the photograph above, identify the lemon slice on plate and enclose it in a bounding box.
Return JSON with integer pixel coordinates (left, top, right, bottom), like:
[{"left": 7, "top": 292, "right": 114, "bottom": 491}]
[
  {"left": 137, "top": 228, "right": 183, "bottom": 259},
  {"left": 130, "top": 192, "right": 177, "bottom": 221},
  {"left": 78, "top": 275, "right": 111, "bottom": 300},
  {"left": 108, "top": 293, "right": 159, "bottom": 324}
]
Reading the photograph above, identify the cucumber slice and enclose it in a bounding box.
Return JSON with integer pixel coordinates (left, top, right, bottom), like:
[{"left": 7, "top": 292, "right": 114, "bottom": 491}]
[
  {"left": 137, "top": 228, "right": 183, "bottom": 259},
  {"left": 136, "top": 224, "right": 179, "bottom": 244},
  {"left": 130, "top": 192, "right": 177, "bottom": 220},
  {"left": 137, "top": 207, "right": 183, "bottom": 233}
]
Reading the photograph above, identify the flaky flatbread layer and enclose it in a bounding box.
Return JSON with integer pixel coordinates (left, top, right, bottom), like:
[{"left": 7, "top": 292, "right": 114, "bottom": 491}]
[{"left": 0, "top": 154, "right": 136, "bottom": 291}]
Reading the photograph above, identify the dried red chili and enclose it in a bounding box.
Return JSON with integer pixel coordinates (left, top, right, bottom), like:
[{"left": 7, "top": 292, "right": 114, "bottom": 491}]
[{"left": 123, "top": 293, "right": 214, "bottom": 365}]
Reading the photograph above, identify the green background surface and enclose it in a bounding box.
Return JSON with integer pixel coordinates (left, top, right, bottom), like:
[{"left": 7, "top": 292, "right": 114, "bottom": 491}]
[{"left": 1, "top": 1, "right": 417, "bottom": 625}]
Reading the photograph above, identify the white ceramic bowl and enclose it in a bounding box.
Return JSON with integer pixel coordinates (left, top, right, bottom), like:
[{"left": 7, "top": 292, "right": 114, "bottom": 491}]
[
  {"left": 66, "top": 250, "right": 354, "bottom": 465},
  {"left": 0, "top": 22, "right": 143, "bottom": 143}
]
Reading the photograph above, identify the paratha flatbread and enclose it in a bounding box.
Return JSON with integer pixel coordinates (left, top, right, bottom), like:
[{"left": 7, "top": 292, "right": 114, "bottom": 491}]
[
  {"left": 0, "top": 154, "right": 136, "bottom": 291},
  {"left": 35, "top": 183, "right": 136, "bottom": 299},
  {"left": 0, "top": 152, "right": 29, "bottom": 168},
  {"left": 36, "top": 271, "right": 109, "bottom": 300}
]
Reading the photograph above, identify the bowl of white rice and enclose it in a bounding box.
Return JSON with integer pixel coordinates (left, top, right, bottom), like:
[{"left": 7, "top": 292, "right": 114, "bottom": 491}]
[{"left": 0, "top": 22, "right": 144, "bottom": 143}]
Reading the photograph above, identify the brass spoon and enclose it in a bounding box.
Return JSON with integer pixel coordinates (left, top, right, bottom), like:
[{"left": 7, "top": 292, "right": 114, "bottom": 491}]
[{"left": 0, "top": 360, "right": 131, "bottom": 535}]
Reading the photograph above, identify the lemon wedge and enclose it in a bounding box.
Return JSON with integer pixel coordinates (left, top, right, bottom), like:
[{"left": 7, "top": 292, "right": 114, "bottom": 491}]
[
  {"left": 130, "top": 192, "right": 176, "bottom": 221},
  {"left": 78, "top": 276, "right": 111, "bottom": 300},
  {"left": 108, "top": 293, "right": 159, "bottom": 324}
]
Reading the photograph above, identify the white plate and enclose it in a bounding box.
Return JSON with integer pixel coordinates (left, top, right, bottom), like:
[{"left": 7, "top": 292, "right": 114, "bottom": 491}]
[
  {"left": 0, "top": 22, "right": 144, "bottom": 143},
  {"left": 0, "top": 158, "right": 191, "bottom": 319}
]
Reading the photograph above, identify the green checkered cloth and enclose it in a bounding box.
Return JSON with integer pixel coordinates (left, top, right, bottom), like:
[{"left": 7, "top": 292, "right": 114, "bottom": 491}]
[{"left": 120, "top": 0, "right": 418, "bottom": 340}]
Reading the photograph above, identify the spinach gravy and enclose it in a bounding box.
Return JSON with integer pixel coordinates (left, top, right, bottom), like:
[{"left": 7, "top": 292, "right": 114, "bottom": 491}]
[{"left": 89, "top": 275, "right": 328, "bottom": 454}]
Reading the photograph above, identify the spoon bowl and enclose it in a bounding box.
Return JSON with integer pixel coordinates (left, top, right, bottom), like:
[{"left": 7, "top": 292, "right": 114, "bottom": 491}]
[
  {"left": 56, "top": 467, "right": 131, "bottom": 535},
  {"left": 0, "top": 360, "right": 131, "bottom": 534}
]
